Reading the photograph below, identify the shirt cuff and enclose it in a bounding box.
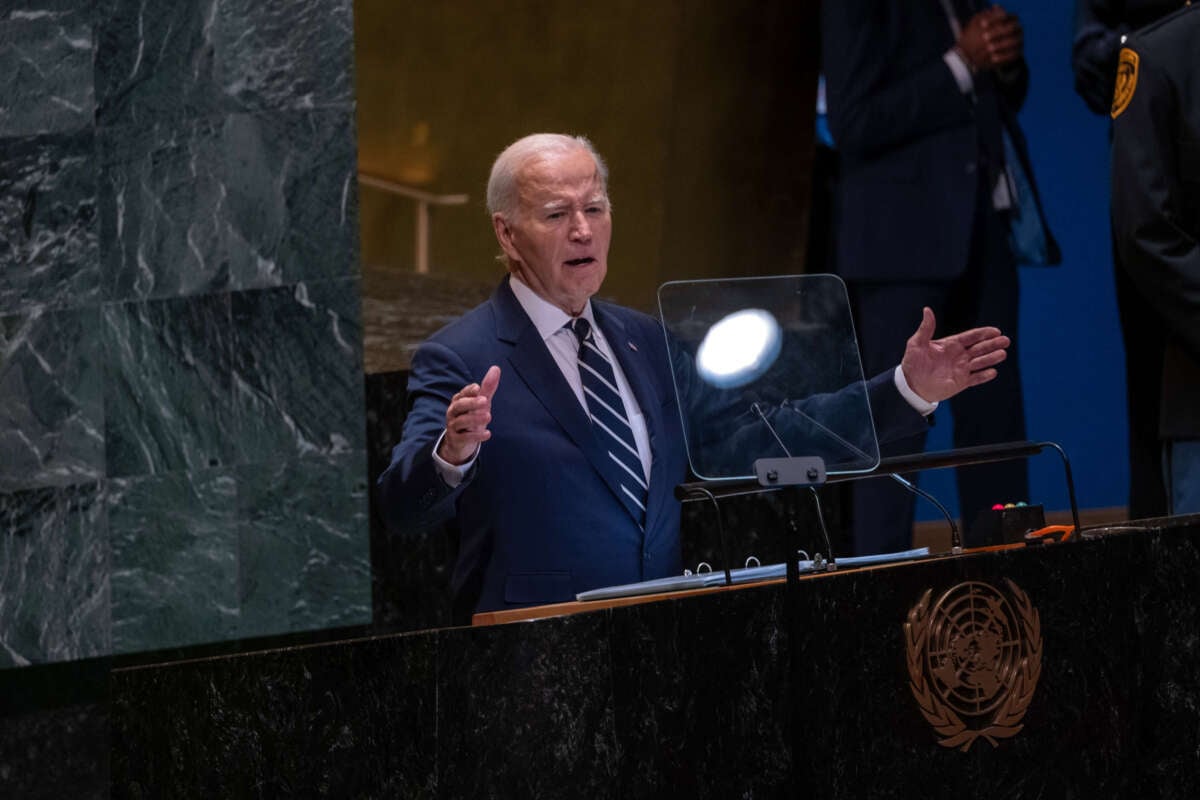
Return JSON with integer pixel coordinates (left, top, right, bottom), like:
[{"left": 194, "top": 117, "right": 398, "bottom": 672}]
[
  {"left": 431, "top": 430, "right": 477, "bottom": 489},
  {"left": 894, "top": 365, "right": 939, "bottom": 416},
  {"left": 944, "top": 49, "right": 975, "bottom": 94}
]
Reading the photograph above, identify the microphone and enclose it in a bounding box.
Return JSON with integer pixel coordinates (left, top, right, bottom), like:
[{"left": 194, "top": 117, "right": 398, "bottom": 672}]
[{"left": 885, "top": 473, "right": 961, "bottom": 553}]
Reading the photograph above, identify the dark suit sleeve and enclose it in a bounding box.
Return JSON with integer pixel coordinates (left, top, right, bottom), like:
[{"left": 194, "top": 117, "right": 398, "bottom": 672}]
[
  {"left": 376, "top": 340, "right": 476, "bottom": 534},
  {"left": 672, "top": 336, "right": 926, "bottom": 475},
  {"left": 821, "top": 0, "right": 974, "bottom": 157},
  {"left": 784, "top": 370, "right": 928, "bottom": 450},
  {"left": 1111, "top": 48, "right": 1200, "bottom": 362},
  {"left": 994, "top": 59, "right": 1031, "bottom": 113},
  {"left": 864, "top": 369, "right": 934, "bottom": 444}
]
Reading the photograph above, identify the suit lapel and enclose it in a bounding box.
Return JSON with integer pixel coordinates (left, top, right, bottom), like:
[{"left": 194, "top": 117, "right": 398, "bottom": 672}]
[
  {"left": 493, "top": 279, "right": 592, "bottom": 453},
  {"left": 494, "top": 281, "right": 642, "bottom": 514}
]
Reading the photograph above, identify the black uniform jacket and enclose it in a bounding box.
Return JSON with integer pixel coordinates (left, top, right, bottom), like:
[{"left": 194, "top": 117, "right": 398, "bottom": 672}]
[{"left": 1111, "top": 3, "right": 1200, "bottom": 438}]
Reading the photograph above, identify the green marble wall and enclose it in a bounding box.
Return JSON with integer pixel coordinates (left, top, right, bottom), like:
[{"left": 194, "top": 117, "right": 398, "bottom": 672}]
[{"left": 0, "top": 0, "right": 369, "bottom": 666}]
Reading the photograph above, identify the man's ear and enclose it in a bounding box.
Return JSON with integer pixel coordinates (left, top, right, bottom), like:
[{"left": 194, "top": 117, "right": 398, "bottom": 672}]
[{"left": 493, "top": 213, "right": 521, "bottom": 263}]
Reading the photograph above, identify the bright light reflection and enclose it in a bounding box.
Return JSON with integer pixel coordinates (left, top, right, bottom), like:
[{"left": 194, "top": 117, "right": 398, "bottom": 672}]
[{"left": 695, "top": 308, "right": 782, "bottom": 388}]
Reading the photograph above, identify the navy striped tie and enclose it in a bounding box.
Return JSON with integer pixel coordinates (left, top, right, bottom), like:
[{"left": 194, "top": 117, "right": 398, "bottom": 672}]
[{"left": 571, "top": 318, "right": 647, "bottom": 528}]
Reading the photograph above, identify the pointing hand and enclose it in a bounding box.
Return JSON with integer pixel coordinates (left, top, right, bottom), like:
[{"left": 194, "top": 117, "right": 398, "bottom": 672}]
[{"left": 439, "top": 365, "right": 501, "bottom": 465}]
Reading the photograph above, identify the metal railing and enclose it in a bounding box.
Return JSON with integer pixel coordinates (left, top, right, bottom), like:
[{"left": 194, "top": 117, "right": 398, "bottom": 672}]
[{"left": 358, "top": 172, "right": 469, "bottom": 275}]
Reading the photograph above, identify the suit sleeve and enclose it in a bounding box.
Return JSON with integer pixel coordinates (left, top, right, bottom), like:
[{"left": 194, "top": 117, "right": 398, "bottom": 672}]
[
  {"left": 671, "top": 335, "right": 925, "bottom": 475},
  {"left": 994, "top": 59, "right": 1031, "bottom": 114},
  {"left": 1112, "top": 49, "right": 1200, "bottom": 363},
  {"left": 822, "top": 0, "right": 975, "bottom": 157},
  {"left": 785, "top": 370, "right": 928, "bottom": 449},
  {"left": 376, "top": 340, "right": 476, "bottom": 534}
]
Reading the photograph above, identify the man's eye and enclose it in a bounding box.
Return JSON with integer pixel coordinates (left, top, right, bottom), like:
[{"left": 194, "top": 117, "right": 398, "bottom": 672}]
[
  {"left": 586, "top": 206, "right": 604, "bottom": 215},
  {"left": 546, "top": 211, "right": 565, "bottom": 220}
]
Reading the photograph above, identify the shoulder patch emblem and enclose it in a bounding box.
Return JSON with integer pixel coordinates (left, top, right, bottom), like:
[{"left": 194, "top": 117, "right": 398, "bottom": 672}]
[{"left": 1112, "top": 48, "right": 1139, "bottom": 119}]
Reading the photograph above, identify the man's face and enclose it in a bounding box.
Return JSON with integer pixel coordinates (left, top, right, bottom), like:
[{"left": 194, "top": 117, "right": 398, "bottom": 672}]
[{"left": 493, "top": 148, "right": 611, "bottom": 317}]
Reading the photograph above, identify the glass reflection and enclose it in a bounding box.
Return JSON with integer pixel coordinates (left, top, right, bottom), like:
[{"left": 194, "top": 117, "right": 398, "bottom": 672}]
[
  {"left": 659, "top": 275, "right": 880, "bottom": 480},
  {"left": 695, "top": 308, "right": 783, "bottom": 389}
]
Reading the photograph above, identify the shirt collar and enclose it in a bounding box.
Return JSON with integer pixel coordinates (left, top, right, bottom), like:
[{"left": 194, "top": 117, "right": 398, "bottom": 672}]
[{"left": 509, "top": 275, "right": 598, "bottom": 342}]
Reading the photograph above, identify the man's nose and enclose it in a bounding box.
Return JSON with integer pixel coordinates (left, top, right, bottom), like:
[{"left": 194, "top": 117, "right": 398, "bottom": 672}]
[{"left": 569, "top": 211, "right": 591, "bottom": 241}]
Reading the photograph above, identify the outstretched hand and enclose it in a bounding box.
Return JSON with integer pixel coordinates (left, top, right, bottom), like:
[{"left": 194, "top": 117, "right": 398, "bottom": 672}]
[
  {"left": 439, "top": 365, "right": 501, "bottom": 466},
  {"left": 900, "top": 308, "right": 1010, "bottom": 403}
]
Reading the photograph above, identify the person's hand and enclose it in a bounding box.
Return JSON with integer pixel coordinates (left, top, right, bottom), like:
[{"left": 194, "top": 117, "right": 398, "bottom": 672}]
[
  {"left": 957, "top": 6, "right": 1023, "bottom": 72},
  {"left": 438, "top": 366, "right": 501, "bottom": 466},
  {"left": 900, "top": 308, "right": 1009, "bottom": 403}
]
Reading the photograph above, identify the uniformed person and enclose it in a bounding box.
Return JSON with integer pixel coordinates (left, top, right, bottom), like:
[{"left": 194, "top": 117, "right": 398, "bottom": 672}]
[
  {"left": 1110, "top": 1, "right": 1200, "bottom": 514},
  {"left": 1073, "top": 0, "right": 1181, "bottom": 521}
]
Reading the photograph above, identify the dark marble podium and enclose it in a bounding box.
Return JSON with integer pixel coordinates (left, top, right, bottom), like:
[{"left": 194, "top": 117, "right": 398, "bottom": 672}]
[{"left": 111, "top": 517, "right": 1200, "bottom": 799}]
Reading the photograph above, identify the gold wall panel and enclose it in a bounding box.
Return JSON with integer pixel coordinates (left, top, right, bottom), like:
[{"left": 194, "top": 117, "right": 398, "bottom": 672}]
[{"left": 355, "top": 0, "right": 817, "bottom": 372}]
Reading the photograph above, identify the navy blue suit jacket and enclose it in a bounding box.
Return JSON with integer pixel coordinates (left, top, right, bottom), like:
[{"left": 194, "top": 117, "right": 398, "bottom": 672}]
[
  {"left": 378, "top": 277, "right": 929, "bottom": 615},
  {"left": 822, "top": 0, "right": 1058, "bottom": 281}
]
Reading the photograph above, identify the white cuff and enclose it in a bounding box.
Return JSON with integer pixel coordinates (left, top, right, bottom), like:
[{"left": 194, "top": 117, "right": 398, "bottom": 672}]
[
  {"left": 944, "top": 49, "right": 975, "bottom": 94},
  {"left": 431, "top": 430, "right": 477, "bottom": 488},
  {"left": 894, "top": 365, "right": 938, "bottom": 416}
]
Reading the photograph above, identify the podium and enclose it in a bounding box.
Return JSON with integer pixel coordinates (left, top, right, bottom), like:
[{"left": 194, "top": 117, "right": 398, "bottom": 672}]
[{"left": 113, "top": 515, "right": 1200, "bottom": 798}]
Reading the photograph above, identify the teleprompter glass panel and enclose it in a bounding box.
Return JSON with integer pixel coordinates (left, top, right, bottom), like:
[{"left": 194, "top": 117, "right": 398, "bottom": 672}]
[{"left": 658, "top": 274, "right": 879, "bottom": 481}]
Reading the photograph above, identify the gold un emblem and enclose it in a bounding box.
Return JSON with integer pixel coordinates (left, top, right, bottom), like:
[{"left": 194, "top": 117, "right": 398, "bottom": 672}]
[{"left": 904, "top": 579, "right": 1042, "bottom": 751}]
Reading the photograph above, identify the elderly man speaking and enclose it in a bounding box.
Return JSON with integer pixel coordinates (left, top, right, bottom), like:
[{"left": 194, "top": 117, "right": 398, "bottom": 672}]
[{"left": 378, "top": 133, "right": 1011, "bottom": 618}]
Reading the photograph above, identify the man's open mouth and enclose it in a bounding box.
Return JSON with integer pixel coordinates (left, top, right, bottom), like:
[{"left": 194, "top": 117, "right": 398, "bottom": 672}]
[{"left": 564, "top": 257, "right": 594, "bottom": 267}]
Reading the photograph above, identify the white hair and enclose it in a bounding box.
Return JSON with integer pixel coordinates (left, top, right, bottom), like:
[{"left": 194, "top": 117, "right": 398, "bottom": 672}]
[{"left": 486, "top": 133, "right": 609, "bottom": 220}]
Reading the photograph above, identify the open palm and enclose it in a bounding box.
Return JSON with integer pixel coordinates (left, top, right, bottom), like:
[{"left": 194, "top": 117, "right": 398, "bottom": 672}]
[{"left": 900, "top": 307, "right": 1011, "bottom": 403}]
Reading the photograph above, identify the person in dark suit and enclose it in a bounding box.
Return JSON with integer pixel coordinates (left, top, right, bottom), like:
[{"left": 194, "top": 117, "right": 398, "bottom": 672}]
[
  {"left": 1073, "top": 0, "right": 1181, "bottom": 520},
  {"left": 1110, "top": 2, "right": 1200, "bottom": 515},
  {"left": 822, "top": 1, "right": 1060, "bottom": 553},
  {"left": 378, "top": 134, "right": 1015, "bottom": 617}
]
